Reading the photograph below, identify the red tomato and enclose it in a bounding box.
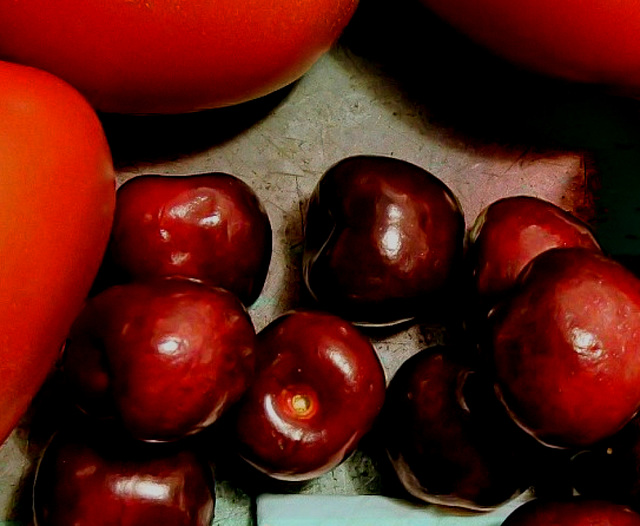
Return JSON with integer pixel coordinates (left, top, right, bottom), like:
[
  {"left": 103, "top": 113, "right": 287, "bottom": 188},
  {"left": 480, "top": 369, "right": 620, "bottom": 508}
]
[
  {"left": 0, "top": 0, "right": 359, "bottom": 114},
  {"left": 419, "top": 0, "right": 640, "bottom": 95},
  {"left": 0, "top": 60, "right": 115, "bottom": 445}
]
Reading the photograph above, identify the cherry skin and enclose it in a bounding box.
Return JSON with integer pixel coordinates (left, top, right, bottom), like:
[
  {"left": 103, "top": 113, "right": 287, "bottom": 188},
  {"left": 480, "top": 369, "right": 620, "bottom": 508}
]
[
  {"left": 488, "top": 248, "right": 640, "bottom": 449},
  {"left": 501, "top": 498, "right": 640, "bottom": 526},
  {"left": 63, "top": 277, "right": 256, "bottom": 442},
  {"left": 102, "top": 173, "right": 272, "bottom": 306},
  {"left": 33, "top": 425, "right": 215, "bottom": 526},
  {"left": 233, "top": 310, "right": 386, "bottom": 481},
  {"left": 303, "top": 155, "right": 465, "bottom": 327},
  {"left": 383, "top": 346, "right": 537, "bottom": 511},
  {"left": 468, "top": 195, "right": 600, "bottom": 311}
]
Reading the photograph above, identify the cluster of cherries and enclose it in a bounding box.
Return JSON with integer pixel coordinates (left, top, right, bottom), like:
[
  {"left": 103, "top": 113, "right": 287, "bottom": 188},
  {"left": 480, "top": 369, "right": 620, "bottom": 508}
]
[{"left": 33, "top": 155, "right": 640, "bottom": 525}]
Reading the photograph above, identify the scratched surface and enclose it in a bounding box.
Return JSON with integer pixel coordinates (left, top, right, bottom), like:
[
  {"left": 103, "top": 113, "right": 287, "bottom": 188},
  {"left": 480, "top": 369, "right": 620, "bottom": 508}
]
[{"left": 2, "top": 0, "right": 639, "bottom": 523}]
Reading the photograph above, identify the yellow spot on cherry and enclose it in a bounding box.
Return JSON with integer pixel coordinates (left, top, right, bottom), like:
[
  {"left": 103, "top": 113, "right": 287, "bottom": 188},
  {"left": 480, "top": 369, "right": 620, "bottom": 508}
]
[{"left": 291, "top": 394, "right": 312, "bottom": 415}]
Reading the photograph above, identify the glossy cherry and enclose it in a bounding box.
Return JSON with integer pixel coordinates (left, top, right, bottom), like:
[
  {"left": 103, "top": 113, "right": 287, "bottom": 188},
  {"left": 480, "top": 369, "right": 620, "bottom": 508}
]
[
  {"left": 63, "top": 277, "right": 256, "bottom": 442},
  {"left": 488, "top": 248, "right": 640, "bottom": 449},
  {"left": 102, "top": 173, "right": 272, "bottom": 305},
  {"left": 303, "top": 155, "right": 465, "bottom": 326},
  {"left": 33, "top": 425, "right": 215, "bottom": 526},
  {"left": 383, "top": 346, "right": 536, "bottom": 511},
  {"left": 468, "top": 195, "right": 600, "bottom": 311},
  {"left": 501, "top": 498, "right": 640, "bottom": 526},
  {"left": 233, "top": 310, "right": 386, "bottom": 481}
]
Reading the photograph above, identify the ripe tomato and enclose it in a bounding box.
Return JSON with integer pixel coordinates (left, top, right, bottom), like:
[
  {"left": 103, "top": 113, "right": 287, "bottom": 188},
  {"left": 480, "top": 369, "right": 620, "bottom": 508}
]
[
  {"left": 0, "top": 0, "right": 359, "bottom": 114},
  {"left": 0, "top": 60, "right": 115, "bottom": 445},
  {"left": 419, "top": 0, "right": 640, "bottom": 95}
]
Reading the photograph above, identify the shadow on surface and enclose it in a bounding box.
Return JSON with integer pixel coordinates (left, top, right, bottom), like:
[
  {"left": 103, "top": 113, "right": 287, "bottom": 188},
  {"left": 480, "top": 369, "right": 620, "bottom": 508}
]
[{"left": 99, "top": 83, "right": 296, "bottom": 169}]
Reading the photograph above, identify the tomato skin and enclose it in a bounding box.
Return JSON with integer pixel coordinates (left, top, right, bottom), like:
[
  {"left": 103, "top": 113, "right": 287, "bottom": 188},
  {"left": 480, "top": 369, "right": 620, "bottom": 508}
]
[
  {"left": 0, "top": 60, "right": 115, "bottom": 445},
  {"left": 419, "top": 0, "right": 640, "bottom": 94},
  {"left": 0, "top": 0, "right": 359, "bottom": 114}
]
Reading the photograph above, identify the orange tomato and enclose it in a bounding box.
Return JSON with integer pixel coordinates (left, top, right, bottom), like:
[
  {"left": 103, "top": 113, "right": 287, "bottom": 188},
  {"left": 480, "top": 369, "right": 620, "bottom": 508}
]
[
  {"left": 0, "top": 60, "right": 115, "bottom": 444},
  {"left": 419, "top": 0, "right": 640, "bottom": 95},
  {"left": 0, "top": 0, "right": 359, "bottom": 114}
]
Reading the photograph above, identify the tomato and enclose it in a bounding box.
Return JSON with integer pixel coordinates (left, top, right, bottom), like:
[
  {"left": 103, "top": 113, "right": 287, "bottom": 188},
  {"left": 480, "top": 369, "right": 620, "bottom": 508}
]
[
  {"left": 0, "top": 0, "right": 359, "bottom": 114},
  {"left": 0, "top": 60, "right": 115, "bottom": 445},
  {"left": 419, "top": 0, "right": 640, "bottom": 95}
]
